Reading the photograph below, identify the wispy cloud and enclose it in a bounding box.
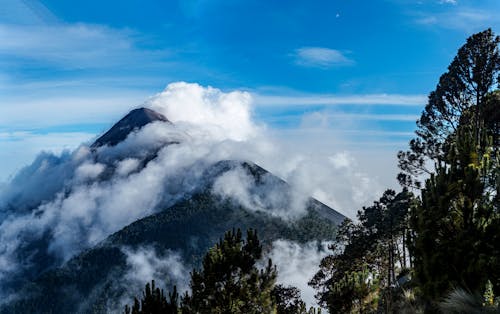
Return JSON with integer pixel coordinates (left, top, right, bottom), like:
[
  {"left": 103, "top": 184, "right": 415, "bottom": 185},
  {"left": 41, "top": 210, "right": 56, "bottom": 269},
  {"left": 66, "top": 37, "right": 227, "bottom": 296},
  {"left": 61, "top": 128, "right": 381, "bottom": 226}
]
[
  {"left": 414, "top": 8, "right": 498, "bottom": 32},
  {"left": 306, "top": 112, "right": 419, "bottom": 122},
  {"left": 253, "top": 93, "right": 426, "bottom": 107},
  {"left": 0, "top": 23, "right": 169, "bottom": 69},
  {"left": 293, "top": 47, "right": 354, "bottom": 68},
  {"left": 439, "top": 0, "right": 457, "bottom": 5},
  {"left": 0, "top": 0, "right": 59, "bottom": 25},
  {"left": 0, "top": 131, "right": 95, "bottom": 182},
  {"left": 0, "top": 92, "right": 148, "bottom": 129}
]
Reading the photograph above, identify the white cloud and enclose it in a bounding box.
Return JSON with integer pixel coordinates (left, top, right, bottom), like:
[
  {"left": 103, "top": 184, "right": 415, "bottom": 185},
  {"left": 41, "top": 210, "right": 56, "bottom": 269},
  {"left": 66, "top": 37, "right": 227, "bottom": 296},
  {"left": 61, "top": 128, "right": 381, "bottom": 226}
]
[
  {"left": 0, "top": 131, "right": 95, "bottom": 182},
  {"left": 415, "top": 8, "right": 498, "bottom": 32},
  {"left": 281, "top": 152, "right": 382, "bottom": 219},
  {"left": 122, "top": 247, "right": 189, "bottom": 292},
  {"left": 264, "top": 240, "right": 331, "bottom": 309},
  {"left": 114, "top": 247, "right": 189, "bottom": 313},
  {"left": 439, "top": 0, "right": 457, "bottom": 4},
  {"left": 0, "top": 23, "right": 167, "bottom": 69},
  {"left": 0, "top": 87, "right": 422, "bottom": 182},
  {"left": 116, "top": 158, "right": 140, "bottom": 177},
  {"left": 75, "top": 162, "right": 105, "bottom": 181},
  {"left": 212, "top": 165, "right": 310, "bottom": 220},
  {"left": 0, "top": 93, "right": 148, "bottom": 129},
  {"left": 294, "top": 47, "right": 354, "bottom": 68},
  {"left": 330, "top": 151, "right": 352, "bottom": 169},
  {"left": 213, "top": 167, "right": 254, "bottom": 208},
  {"left": 253, "top": 93, "right": 426, "bottom": 107},
  {"left": 148, "top": 82, "right": 259, "bottom": 141}
]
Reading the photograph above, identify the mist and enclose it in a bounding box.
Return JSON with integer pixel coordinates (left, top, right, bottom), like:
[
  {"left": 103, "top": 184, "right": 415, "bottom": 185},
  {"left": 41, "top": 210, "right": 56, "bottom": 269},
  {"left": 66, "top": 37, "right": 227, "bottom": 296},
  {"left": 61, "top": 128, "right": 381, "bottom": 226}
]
[
  {"left": 109, "top": 247, "right": 190, "bottom": 313},
  {"left": 264, "top": 240, "right": 331, "bottom": 309}
]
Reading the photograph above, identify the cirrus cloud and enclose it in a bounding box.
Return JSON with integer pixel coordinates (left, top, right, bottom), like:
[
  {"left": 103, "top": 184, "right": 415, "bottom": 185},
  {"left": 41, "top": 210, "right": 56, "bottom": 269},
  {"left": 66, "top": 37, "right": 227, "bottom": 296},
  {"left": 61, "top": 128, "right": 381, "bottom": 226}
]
[{"left": 293, "top": 47, "right": 354, "bottom": 68}]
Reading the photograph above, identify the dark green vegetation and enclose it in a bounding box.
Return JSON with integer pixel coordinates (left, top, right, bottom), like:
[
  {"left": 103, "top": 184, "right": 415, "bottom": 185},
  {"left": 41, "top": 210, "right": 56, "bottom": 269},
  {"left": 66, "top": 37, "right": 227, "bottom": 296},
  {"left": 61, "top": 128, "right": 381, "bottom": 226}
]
[
  {"left": 124, "top": 229, "right": 321, "bottom": 314},
  {"left": 1, "top": 162, "right": 341, "bottom": 314},
  {"left": 310, "top": 189, "right": 417, "bottom": 313},
  {"left": 312, "top": 28, "right": 500, "bottom": 313}
]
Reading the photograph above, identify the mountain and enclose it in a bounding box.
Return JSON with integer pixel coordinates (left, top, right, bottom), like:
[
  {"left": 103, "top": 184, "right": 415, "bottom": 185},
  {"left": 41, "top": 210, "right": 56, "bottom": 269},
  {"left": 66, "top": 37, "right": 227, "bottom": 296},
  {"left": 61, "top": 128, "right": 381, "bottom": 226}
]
[
  {"left": 0, "top": 108, "right": 345, "bottom": 313},
  {"left": 91, "top": 107, "right": 170, "bottom": 148}
]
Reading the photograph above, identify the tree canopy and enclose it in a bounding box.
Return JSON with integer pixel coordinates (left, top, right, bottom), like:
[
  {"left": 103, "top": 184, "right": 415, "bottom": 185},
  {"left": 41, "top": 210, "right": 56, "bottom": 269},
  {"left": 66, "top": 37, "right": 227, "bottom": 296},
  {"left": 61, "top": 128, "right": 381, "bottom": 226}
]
[{"left": 398, "top": 28, "right": 500, "bottom": 188}]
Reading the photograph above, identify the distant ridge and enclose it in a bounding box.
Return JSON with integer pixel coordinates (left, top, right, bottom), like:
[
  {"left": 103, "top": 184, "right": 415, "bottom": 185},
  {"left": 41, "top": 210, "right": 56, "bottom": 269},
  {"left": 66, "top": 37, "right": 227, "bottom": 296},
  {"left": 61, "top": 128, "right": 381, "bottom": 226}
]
[{"left": 91, "top": 107, "right": 169, "bottom": 148}]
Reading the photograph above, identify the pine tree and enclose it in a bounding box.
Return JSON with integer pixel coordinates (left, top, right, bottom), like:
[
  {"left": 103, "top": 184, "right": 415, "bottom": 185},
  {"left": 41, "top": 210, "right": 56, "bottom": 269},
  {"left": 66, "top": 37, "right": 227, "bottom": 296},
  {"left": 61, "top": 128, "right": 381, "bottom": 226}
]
[
  {"left": 398, "top": 29, "right": 500, "bottom": 188},
  {"left": 180, "top": 228, "right": 277, "bottom": 314},
  {"left": 411, "top": 124, "right": 499, "bottom": 302},
  {"left": 272, "top": 285, "right": 322, "bottom": 314},
  {"left": 124, "top": 229, "right": 318, "bottom": 313},
  {"left": 310, "top": 190, "right": 415, "bottom": 313},
  {"left": 124, "top": 280, "right": 179, "bottom": 314}
]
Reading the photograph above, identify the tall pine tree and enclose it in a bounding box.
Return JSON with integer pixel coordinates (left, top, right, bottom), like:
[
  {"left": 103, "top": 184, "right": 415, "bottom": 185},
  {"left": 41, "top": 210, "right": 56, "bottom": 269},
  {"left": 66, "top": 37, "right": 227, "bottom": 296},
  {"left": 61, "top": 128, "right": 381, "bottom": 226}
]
[
  {"left": 181, "top": 229, "right": 276, "bottom": 314},
  {"left": 398, "top": 28, "right": 500, "bottom": 188},
  {"left": 411, "top": 122, "right": 499, "bottom": 303}
]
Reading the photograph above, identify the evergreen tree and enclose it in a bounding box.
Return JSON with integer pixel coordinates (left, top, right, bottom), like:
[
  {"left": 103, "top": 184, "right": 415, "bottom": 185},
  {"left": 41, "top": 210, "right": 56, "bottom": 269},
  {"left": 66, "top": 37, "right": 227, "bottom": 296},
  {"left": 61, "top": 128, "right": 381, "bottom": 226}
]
[
  {"left": 410, "top": 124, "right": 500, "bottom": 302},
  {"left": 124, "top": 229, "right": 319, "bottom": 314},
  {"left": 272, "top": 285, "right": 322, "bottom": 314},
  {"left": 398, "top": 29, "right": 500, "bottom": 188},
  {"left": 310, "top": 190, "right": 415, "bottom": 313},
  {"left": 393, "top": 28, "right": 500, "bottom": 310},
  {"left": 124, "top": 280, "right": 179, "bottom": 314},
  {"left": 181, "top": 228, "right": 277, "bottom": 314}
]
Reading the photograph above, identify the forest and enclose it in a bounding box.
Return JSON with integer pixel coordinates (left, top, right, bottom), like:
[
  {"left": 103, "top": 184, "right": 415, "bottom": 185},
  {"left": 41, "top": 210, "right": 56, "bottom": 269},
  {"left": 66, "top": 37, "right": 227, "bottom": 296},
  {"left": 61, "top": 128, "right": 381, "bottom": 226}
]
[{"left": 124, "top": 29, "right": 499, "bottom": 313}]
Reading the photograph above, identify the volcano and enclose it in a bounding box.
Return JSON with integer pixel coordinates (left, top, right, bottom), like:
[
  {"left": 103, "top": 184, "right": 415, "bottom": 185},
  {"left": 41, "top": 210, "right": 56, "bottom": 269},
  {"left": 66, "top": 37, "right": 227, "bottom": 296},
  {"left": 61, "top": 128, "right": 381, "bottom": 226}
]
[{"left": 0, "top": 107, "right": 345, "bottom": 313}]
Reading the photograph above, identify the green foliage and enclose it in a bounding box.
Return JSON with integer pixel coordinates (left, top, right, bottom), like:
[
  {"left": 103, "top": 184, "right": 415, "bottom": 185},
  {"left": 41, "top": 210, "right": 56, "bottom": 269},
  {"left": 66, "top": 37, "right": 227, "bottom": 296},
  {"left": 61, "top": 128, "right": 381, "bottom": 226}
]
[
  {"left": 410, "top": 108, "right": 500, "bottom": 302},
  {"left": 181, "top": 228, "right": 277, "bottom": 314},
  {"left": 310, "top": 189, "right": 415, "bottom": 313},
  {"left": 272, "top": 285, "right": 315, "bottom": 314},
  {"left": 270, "top": 285, "right": 322, "bottom": 314},
  {"left": 483, "top": 280, "right": 497, "bottom": 307},
  {"left": 124, "top": 229, "right": 320, "bottom": 314},
  {"left": 398, "top": 28, "right": 500, "bottom": 188},
  {"left": 124, "top": 280, "right": 179, "bottom": 314},
  {"left": 397, "top": 29, "right": 500, "bottom": 309},
  {"left": 439, "top": 284, "right": 500, "bottom": 314}
]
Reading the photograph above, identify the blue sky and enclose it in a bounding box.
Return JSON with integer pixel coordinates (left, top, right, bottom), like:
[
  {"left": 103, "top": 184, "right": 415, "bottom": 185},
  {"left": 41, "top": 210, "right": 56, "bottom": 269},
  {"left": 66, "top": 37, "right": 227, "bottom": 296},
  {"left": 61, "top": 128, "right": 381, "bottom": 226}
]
[{"left": 1, "top": 0, "right": 500, "bottom": 182}]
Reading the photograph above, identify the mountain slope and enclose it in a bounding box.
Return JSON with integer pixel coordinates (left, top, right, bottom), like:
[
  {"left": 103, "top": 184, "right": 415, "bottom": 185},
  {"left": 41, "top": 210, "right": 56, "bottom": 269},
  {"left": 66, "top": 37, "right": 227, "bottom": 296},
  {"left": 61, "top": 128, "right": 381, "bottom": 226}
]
[
  {"left": 0, "top": 108, "right": 345, "bottom": 313},
  {"left": 2, "top": 160, "right": 343, "bottom": 313}
]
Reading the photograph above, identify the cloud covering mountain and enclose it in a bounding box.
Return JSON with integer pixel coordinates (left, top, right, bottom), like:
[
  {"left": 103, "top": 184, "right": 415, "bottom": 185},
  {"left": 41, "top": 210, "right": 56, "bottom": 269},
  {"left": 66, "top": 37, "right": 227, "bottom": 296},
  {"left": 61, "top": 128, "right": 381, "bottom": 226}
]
[{"left": 0, "top": 82, "right": 382, "bottom": 311}]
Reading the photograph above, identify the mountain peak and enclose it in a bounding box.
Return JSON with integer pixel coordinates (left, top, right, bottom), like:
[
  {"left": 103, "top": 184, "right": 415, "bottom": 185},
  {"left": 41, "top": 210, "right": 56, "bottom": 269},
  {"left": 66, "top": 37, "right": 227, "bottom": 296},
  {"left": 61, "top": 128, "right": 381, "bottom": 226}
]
[{"left": 91, "top": 107, "right": 169, "bottom": 148}]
